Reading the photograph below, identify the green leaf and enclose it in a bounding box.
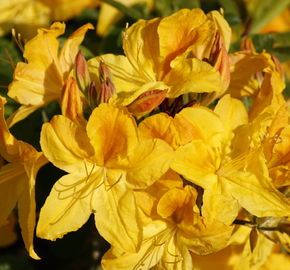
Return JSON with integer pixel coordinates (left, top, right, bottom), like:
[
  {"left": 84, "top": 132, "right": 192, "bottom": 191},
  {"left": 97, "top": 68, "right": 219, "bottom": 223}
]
[
  {"left": 273, "top": 32, "right": 290, "bottom": 47},
  {"left": 175, "top": 0, "right": 200, "bottom": 9},
  {"left": 224, "top": 12, "right": 241, "bottom": 26},
  {"left": 272, "top": 46, "right": 290, "bottom": 63},
  {"left": 216, "top": 0, "right": 240, "bottom": 15},
  {"left": 229, "top": 37, "right": 242, "bottom": 54},
  {"left": 250, "top": 0, "right": 290, "bottom": 33},
  {"left": 250, "top": 33, "right": 275, "bottom": 53}
]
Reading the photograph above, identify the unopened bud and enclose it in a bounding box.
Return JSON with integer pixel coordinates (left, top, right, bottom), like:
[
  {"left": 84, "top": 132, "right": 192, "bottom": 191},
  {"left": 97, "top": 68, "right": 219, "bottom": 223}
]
[
  {"left": 61, "top": 77, "right": 87, "bottom": 130},
  {"left": 240, "top": 36, "right": 256, "bottom": 53},
  {"left": 97, "top": 78, "right": 116, "bottom": 105},
  {"left": 126, "top": 89, "right": 168, "bottom": 117},
  {"left": 99, "top": 61, "right": 114, "bottom": 84},
  {"left": 200, "top": 32, "right": 230, "bottom": 107},
  {"left": 88, "top": 81, "right": 98, "bottom": 110},
  {"left": 209, "top": 31, "right": 230, "bottom": 91},
  {"left": 74, "top": 50, "right": 91, "bottom": 95}
]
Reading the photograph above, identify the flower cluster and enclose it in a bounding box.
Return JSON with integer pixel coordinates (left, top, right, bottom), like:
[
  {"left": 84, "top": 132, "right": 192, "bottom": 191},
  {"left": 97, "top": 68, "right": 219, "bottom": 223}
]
[{"left": 1, "top": 7, "right": 290, "bottom": 269}]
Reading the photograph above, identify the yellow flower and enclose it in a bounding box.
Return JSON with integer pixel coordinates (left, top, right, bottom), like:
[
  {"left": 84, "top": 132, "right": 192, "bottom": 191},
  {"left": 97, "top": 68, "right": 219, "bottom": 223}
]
[
  {"left": 37, "top": 104, "right": 174, "bottom": 253},
  {"left": 7, "top": 22, "right": 94, "bottom": 127},
  {"left": 88, "top": 8, "right": 223, "bottom": 102},
  {"left": 0, "top": 0, "right": 98, "bottom": 40},
  {"left": 102, "top": 185, "right": 233, "bottom": 270},
  {"left": 260, "top": 248, "right": 290, "bottom": 270},
  {"left": 232, "top": 103, "right": 290, "bottom": 188},
  {"left": 191, "top": 225, "right": 274, "bottom": 270},
  {"left": 171, "top": 95, "right": 290, "bottom": 225},
  {"left": 0, "top": 96, "right": 48, "bottom": 259}
]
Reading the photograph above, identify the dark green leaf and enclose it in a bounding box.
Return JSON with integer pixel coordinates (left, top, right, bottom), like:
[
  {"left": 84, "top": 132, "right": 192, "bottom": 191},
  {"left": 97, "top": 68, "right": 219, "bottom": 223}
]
[
  {"left": 224, "top": 12, "right": 241, "bottom": 26},
  {"left": 273, "top": 32, "right": 290, "bottom": 47},
  {"left": 272, "top": 46, "right": 290, "bottom": 63},
  {"left": 250, "top": 33, "right": 275, "bottom": 53}
]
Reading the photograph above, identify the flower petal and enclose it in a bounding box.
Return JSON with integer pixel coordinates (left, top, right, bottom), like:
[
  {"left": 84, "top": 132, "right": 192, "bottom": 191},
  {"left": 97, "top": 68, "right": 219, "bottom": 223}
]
[
  {"left": 93, "top": 169, "right": 142, "bottom": 253},
  {"left": 40, "top": 115, "right": 94, "bottom": 173},
  {"left": 138, "top": 113, "right": 180, "bottom": 149},
  {"left": 165, "top": 58, "right": 222, "bottom": 98},
  {"left": 37, "top": 172, "right": 94, "bottom": 241},
  {"left": 88, "top": 54, "right": 148, "bottom": 94},
  {"left": 123, "top": 139, "right": 174, "bottom": 189},
  {"left": 87, "top": 104, "right": 138, "bottom": 166}
]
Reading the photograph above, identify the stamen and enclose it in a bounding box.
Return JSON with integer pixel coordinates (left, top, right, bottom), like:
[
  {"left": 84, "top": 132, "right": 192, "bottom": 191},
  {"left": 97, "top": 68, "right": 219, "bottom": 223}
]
[
  {"left": 12, "top": 29, "right": 24, "bottom": 53},
  {"left": 122, "top": 23, "right": 153, "bottom": 82},
  {"left": 49, "top": 163, "right": 104, "bottom": 225},
  {"left": 153, "top": 236, "right": 168, "bottom": 246},
  {"left": 105, "top": 172, "right": 123, "bottom": 191},
  {"left": 217, "top": 147, "right": 260, "bottom": 177}
]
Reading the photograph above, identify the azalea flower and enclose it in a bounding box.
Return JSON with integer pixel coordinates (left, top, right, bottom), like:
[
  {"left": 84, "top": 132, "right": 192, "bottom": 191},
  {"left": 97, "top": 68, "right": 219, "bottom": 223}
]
[
  {"left": 88, "top": 8, "right": 223, "bottom": 104},
  {"left": 102, "top": 185, "right": 233, "bottom": 270},
  {"left": 37, "top": 104, "right": 174, "bottom": 253},
  {"left": 171, "top": 95, "right": 290, "bottom": 225},
  {"left": 232, "top": 103, "right": 290, "bottom": 188},
  {"left": 0, "top": 0, "right": 98, "bottom": 40},
  {"left": 7, "top": 22, "right": 94, "bottom": 127},
  {"left": 0, "top": 96, "right": 48, "bottom": 259},
  {"left": 191, "top": 225, "right": 274, "bottom": 270}
]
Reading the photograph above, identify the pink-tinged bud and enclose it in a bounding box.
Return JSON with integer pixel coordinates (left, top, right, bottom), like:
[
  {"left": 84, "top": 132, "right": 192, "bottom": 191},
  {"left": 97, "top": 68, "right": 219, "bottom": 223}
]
[
  {"left": 209, "top": 31, "right": 230, "bottom": 91},
  {"left": 61, "top": 77, "right": 87, "bottom": 130},
  {"left": 74, "top": 49, "right": 91, "bottom": 95},
  {"left": 126, "top": 89, "right": 168, "bottom": 117},
  {"left": 240, "top": 36, "right": 256, "bottom": 53},
  {"left": 88, "top": 81, "right": 98, "bottom": 110},
  {"left": 97, "top": 78, "right": 116, "bottom": 105},
  {"left": 271, "top": 54, "right": 285, "bottom": 83},
  {"left": 99, "top": 61, "right": 114, "bottom": 84},
  {"left": 214, "top": 44, "right": 230, "bottom": 91},
  {"left": 209, "top": 31, "right": 222, "bottom": 64}
]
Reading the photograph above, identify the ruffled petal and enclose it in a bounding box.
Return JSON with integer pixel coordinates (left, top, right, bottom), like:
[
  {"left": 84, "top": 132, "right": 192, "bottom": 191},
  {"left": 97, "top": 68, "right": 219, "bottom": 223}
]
[
  {"left": 87, "top": 104, "right": 138, "bottom": 166},
  {"left": 40, "top": 115, "right": 94, "bottom": 173},
  {"left": 122, "top": 138, "right": 174, "bottom": 189},
  {"left": 138, "top": 113, "right": 180, "bottom": 149},
  {"left": 165, "top": 58, "right": 222, "bottom": 98}
]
